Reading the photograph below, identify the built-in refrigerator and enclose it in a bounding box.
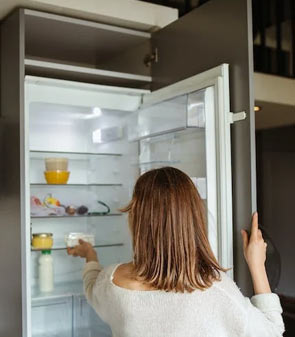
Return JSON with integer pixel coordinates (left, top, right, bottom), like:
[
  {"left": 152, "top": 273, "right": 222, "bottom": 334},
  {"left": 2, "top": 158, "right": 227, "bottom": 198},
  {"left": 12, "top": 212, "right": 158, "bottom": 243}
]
[
  {"left": 0, "top": 1, "right": 255, "bottom": 336},
  {"left": 25, "top": 65, "right": 234, "bottom": 336}
]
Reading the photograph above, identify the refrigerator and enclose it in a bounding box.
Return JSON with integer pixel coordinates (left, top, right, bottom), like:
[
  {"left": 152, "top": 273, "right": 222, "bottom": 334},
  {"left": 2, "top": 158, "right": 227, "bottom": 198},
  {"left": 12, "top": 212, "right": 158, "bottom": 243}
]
[
  {"left": 0, "top": 0, "right": 255, "bottom": 336},
  {"left": 24, "top": 66, "right": 233, "bottom": 336}
]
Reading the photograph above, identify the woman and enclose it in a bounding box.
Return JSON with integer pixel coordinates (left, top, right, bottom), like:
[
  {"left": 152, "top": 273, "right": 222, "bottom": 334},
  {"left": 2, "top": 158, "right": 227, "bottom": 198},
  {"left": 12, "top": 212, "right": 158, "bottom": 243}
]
[{"left": 68, "top": 167, "right": 284, "bottom": 337}]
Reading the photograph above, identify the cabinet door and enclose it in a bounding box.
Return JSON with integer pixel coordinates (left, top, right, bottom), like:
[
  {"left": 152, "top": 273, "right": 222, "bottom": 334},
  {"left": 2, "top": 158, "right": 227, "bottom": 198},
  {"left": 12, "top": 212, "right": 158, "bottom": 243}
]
[
  {"left": 150, "top": 0, "right": 255, "bottom": 294},
  {"left": 73, "top": 295, "right": 112, "bottom": 337},
  {"left": 31, "top": 296, "right": 72, "bottom": 337},
  {"left": 0, "top": 9, "right": 26, "bottom": 337}
]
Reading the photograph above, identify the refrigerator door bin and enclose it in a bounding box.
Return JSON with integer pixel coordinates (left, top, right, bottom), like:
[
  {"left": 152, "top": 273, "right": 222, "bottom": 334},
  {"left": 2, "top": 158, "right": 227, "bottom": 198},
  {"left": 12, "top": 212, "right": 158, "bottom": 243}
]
[{"left": 128, "top": 88, "right": 206, "bottom": 142}]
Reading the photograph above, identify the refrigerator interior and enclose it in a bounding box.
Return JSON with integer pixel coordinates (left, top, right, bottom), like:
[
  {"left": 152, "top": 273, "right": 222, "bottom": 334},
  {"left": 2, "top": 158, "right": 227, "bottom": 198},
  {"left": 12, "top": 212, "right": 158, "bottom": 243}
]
[{"left": 26, "top": 78, "right": 221, "bottom": 337}]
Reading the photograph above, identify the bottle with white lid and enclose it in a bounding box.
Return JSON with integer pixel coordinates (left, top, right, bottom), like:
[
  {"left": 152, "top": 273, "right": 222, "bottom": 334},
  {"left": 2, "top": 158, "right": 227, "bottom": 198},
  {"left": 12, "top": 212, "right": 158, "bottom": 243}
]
[{"left": 39, "top": 250, "right": 54, "bottom": 292}]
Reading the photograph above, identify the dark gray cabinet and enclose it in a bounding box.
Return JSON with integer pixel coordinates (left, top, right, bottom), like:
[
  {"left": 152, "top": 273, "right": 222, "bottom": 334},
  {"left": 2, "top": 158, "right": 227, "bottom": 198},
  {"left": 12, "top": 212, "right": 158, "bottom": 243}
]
[{"left": 0, "top": 1, "right": 255, "bottom": 336}]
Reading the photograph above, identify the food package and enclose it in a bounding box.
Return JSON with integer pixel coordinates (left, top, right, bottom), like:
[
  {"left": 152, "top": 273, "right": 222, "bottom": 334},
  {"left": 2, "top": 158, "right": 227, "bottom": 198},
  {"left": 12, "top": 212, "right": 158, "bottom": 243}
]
[
  {"left": 31, "top": 196, "right": 65, "bottom": 217},
  {"left": 64, "top": 233, "right": 95, "bottom": 247}
]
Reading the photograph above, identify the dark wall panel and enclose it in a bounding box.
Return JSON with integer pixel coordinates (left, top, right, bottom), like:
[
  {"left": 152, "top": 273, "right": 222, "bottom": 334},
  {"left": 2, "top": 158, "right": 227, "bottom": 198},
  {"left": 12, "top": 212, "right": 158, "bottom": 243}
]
[{"left": 256, "top": 126, "right": 295, "bottom": 295}]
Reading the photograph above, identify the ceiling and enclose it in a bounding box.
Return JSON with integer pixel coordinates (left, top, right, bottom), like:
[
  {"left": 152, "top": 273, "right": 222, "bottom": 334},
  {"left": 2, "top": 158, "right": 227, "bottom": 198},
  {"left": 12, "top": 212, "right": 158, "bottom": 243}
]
[{"left": 255, "top": 101, "right": 295, "bottom": 130}]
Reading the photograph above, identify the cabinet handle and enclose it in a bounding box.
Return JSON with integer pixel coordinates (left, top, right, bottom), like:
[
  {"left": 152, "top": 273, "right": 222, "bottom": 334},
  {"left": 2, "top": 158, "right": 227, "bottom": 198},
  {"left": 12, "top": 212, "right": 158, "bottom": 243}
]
[{"left": 144, "top": 48, "right": 158, "bottom": 67}]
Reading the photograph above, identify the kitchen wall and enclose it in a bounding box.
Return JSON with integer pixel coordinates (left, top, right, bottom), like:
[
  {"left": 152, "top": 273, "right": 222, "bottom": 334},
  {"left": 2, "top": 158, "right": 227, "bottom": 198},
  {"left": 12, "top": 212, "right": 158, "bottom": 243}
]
[{"left": 256, "top": 126, "right": 295, "bottom": 296}]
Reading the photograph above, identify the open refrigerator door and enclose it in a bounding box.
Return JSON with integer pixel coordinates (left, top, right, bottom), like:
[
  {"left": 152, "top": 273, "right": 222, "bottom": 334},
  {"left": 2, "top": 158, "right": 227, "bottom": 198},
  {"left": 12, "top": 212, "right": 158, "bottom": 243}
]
[{"left": 129, "top": 64, "right": 233, "bottom": 270}]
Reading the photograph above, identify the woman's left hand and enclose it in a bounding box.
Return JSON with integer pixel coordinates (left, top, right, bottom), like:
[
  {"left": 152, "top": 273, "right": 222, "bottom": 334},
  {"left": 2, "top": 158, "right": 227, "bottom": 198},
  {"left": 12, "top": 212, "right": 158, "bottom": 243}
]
[{"left": 67, "top": 239, "right": 98, "bottom": 262}]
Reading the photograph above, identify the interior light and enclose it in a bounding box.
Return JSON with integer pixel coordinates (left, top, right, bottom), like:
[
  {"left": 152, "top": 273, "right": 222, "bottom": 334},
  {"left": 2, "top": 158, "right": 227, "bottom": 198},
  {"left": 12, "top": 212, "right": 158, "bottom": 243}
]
[
  {"left": 92, "top": 107, "right": 102, "bottom": 117},
  {"left": 254, "top": 106, "right": 261, "bottom": 112},
  {"left": 84, "top": 107, "right": 102, "bottom": 119},
  {"left": 189, "top": 102, "right": 204, "bottom": 108},
  {"left": 92, "top": 129, "right": 102, "bottom": 143}
]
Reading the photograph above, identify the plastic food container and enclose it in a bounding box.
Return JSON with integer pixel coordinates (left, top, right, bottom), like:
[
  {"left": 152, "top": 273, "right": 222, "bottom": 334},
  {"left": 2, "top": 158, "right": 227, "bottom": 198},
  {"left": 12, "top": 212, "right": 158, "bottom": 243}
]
[
  {"left": 44, "top": 170, "right": 70, "bottom": 184},
  {"left": 32, "top": 233, "right": 53, "bottom": 249},
  {"left": 64, "top": 233, "right": 95, "bottom": 247},
  {"left": 45, "top": 158, "right": 68, "bottom": 171}
]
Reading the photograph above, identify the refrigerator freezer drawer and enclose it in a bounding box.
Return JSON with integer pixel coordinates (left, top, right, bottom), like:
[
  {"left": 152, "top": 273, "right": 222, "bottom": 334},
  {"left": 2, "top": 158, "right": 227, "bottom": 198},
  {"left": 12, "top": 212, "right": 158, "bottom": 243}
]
[
  {"left": 73, "top": 295, "right": 112, "bottom": 337},
  {"left": 31, "top": 296, "right": 72, "bottom": 337}
]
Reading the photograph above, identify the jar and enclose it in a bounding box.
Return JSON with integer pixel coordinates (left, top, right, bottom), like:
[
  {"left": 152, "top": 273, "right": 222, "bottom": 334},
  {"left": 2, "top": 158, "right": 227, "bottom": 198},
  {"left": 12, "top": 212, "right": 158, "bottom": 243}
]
[{"left": 32, "top": 233, "right": 53, "bottom": 249}]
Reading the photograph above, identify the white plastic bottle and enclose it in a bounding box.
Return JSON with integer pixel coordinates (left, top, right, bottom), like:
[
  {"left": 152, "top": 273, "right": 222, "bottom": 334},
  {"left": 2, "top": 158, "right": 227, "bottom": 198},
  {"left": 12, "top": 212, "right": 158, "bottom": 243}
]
[{"left": 39, "top": 250, "right": 54, "bottom": 292}]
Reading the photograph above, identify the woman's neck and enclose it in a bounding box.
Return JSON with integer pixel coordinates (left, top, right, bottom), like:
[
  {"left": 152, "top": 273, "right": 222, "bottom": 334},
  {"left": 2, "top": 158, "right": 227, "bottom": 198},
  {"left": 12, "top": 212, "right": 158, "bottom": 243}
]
[{"left": 112, "top": 262, "right": 157, "bottom": 291}]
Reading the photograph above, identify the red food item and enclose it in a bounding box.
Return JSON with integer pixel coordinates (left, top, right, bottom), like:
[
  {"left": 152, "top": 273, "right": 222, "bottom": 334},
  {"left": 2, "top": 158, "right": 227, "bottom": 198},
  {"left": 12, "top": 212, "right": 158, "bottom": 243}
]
[{"left": 31, "top": 196, "right": 42, "bottom": 206}]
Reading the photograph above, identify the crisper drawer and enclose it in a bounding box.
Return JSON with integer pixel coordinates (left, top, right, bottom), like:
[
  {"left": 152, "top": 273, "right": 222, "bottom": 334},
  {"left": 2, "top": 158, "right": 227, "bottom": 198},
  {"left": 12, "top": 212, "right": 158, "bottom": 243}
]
[
  {"left": 73, "top": 295, "right": 112, "bottom": 337},
  {"left": 31, "top": 296, "right": 72, "bottom": 337}
]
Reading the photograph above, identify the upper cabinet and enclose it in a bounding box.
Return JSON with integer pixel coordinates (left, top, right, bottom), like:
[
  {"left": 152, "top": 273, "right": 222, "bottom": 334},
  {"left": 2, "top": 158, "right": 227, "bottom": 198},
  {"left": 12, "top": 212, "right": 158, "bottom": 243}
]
[{"left": 24, "top": 9, "right": 152, "bottom": 88}]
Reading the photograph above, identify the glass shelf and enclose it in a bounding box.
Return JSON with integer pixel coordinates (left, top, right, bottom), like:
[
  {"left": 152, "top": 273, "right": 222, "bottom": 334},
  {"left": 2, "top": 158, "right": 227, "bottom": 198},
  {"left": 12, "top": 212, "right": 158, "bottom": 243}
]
[
  {"left": 31, "top": 281, "right": 83, "bottom": 301},
  {"left": 31, "top": 243, "right": 124, "bottom": 252},
  {"left": 136, "top": 160, "right": 181, "bottom": 167},
  {"left": 30, "top": 183, "right": 122, "bottom": 187},
  {"left": 30, "top": 150, "right": 122, "bottom": 160},
  {"left": 31, "top": 213, "right": 122, "bottom": 219}
]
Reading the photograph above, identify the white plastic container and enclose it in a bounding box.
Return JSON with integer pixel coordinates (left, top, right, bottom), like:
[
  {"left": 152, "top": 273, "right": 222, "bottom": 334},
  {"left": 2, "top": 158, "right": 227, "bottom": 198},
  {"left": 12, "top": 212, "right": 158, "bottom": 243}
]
[
  {"left": 38, "top": 250, "right": 54, "bottom": 292},
  {"left": 45, "top": 157, "right": 68, "bottom": 171},
  {"left": 64, "top": 233, "right": 95, "bottom": 247}
]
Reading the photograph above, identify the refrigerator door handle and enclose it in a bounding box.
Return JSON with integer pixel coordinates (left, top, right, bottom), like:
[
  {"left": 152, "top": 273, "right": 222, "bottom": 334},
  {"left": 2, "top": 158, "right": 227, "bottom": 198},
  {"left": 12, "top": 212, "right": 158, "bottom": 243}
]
[{"left": 228, "top": 111, "right": 247, "bottom": 124}]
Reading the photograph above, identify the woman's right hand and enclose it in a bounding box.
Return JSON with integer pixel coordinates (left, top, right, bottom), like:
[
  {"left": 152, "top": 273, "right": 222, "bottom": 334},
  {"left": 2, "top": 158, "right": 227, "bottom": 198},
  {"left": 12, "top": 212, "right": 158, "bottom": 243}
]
[
  {"left": 241, "top": 212, "right": 271, "bottom": 294},
  {"left": 67, "top": 239, "right": 98, "bottom": 262},
  {"left": 241, "top": 212, "right": 267, "bottom": 272}
]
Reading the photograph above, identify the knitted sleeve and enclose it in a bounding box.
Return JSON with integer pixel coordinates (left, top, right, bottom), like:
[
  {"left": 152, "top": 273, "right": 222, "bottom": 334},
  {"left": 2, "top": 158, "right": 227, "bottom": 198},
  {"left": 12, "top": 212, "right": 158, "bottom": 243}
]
[
  {"left": 82, "top": 261, "right": 103, "bottom": 307},
  {"left": 214, "top": 273, "right": 285, "bottom": 337},
  {"left": 243, "top": 293, "right": 285, "bottom": 337}
]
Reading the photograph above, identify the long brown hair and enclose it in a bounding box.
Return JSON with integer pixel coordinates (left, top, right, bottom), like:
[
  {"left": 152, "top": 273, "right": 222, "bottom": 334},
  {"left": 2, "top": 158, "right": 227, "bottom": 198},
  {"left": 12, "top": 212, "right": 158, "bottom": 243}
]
[{"left": 121, "top": 167, "right": 225, "bottom": 292}]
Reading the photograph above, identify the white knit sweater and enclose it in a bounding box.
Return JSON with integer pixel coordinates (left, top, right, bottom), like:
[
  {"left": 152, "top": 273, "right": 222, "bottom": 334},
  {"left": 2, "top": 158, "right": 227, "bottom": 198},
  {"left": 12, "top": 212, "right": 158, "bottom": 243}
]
[{"left": 83, "top": 262, "right": 284, "bottom": 337}]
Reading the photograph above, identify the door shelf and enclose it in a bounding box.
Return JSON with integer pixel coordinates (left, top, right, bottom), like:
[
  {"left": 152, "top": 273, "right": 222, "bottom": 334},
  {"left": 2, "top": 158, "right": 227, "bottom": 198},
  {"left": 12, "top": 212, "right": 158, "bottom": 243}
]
[
  {"left": 31, "top": 243, "right": 124, "bottom": 252},
  {"left": 30, "top": 183, "right": 122, "bottom": 187},
  {"left": 31, "top": 213, "right": 122, "bottom": 219},
  {"left": 30, "top": 150, "right": 122, "bottom": 160},
  {"left": 129, "top": 126, "right": 203, "bottom": 142},
  {"left": 136, "top": 160, "right": 181, "bottom": 167}
]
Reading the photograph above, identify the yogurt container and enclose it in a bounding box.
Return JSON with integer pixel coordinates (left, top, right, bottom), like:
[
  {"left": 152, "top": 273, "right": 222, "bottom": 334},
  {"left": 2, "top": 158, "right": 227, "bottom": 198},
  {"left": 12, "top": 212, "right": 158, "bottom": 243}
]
[
  {"left": 45, "top": 158, "right": 68, "bottom": 171},
  {"left": 64, "top": 233, "right": 95, "bottom": 247}
]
